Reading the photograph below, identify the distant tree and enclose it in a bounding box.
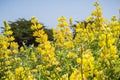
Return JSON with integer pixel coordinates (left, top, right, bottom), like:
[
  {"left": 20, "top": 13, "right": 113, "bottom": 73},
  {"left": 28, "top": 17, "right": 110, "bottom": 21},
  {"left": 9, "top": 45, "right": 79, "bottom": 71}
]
[
  {"left": 8, "top": 18, "right": 36, "bottom": 46},
  {"left": 0, "top": 26, "right": 4, "bottom": 33},
  {"left": 44, "top": 28, "right": 53, "bottom": 41},
  {"left": 1, "top": 18, "right": 53, "bottom": 47}
]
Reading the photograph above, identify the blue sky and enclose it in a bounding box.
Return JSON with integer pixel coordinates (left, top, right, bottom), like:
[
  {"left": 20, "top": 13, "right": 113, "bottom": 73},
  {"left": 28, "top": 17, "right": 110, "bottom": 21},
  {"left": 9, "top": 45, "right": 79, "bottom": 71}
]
[{"left": 0, "top": 0, "right": 120, "bottom": 33}]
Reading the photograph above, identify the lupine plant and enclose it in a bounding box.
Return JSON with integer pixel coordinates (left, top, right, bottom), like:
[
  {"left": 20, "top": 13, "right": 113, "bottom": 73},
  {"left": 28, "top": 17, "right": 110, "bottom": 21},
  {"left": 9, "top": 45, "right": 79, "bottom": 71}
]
[{"left": 0, "top": 2, "right": 120, "bottom": 80}]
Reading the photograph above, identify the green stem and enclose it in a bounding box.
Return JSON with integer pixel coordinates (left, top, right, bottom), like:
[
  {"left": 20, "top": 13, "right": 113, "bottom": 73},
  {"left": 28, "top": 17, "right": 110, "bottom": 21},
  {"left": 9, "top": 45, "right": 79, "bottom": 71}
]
[{"left": 81, "top": 45, "right": 84, "bottom": 80}]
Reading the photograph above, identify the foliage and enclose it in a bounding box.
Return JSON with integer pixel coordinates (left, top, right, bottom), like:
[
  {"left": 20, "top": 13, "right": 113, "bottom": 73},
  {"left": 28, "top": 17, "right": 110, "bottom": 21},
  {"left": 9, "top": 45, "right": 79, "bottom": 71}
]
[{"left": 0, "top": 2, "right": 120, "bottom": 80}]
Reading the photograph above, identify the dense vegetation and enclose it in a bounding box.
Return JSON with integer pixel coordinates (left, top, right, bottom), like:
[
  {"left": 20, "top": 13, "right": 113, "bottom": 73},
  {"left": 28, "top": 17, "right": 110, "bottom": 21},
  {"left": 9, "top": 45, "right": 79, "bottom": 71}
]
[{"left": 0, "top": 2, "right": 120, "bottom": 80}]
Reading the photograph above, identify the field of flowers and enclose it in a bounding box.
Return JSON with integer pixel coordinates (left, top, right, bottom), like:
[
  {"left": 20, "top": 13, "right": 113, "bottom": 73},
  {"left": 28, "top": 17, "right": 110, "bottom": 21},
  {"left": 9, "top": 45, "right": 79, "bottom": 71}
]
[{"left": 0, "top": 2, "right": 120, "bottom": 80}]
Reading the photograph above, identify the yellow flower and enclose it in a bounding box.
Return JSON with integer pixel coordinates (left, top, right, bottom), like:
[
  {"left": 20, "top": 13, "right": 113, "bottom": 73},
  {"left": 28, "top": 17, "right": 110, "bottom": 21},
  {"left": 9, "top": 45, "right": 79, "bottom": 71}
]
[
  {"left": 98, "top": 41, "right": 106, "bottom": 47},
  {"left": 37, "top": 24, "right": 43, "bottom": 29},
  {"left": 10, "top": 42, "right": 18, "bottom": 49},
  {"left": 97, "top": 9, "right": 102, "bottom": 17},
  {"left": 64, "top": 41, "right": 74, "bottom": 49},
  {"left": 69, "top": 17, "right": 73, "bottom": 25},
  {"left": 4, "top": 30, "right": 13, "bottom": 35},
  {"left": 55, "top": 67, "right": 62, "bottom": 72},
  {"left": 93, "top": 77, "right": 97, "bottom": 80},
  {"left": 76, "top": 58, "right": 81, "bottom": 64},
  {"left": 111, "top": 16, "right": 117, "bottom": 21},
  {"left": 100, "top": 52, "right": 104, "bottom": 58},
  {"left": 113, "top": 55, "right": 119, "bottom": 58},
  {"left": 86, "top": 16, "right": 93, "bottom": 22},
  {"left": 42, "top": 34, "right": 48, "bottom": 42},
  {"left": 15, "top": 67, "right": 24, "bottom": 75},
  {"left": 91, "top": 10, "right": 97, "bottom": 16},
  {"left": 13, "top": 49, "right": 18, "bottom": 54},
  {"left": 70, "top": 69, "right": 82, "bottom": 80},
  {"left": 58, "top": 16, "right": 67, "bottom": 22},
  {"left": 91, "top": 23, "right": 95, "bottom": 29},
  {"left": 58, "top": 23, "right": 64, "bottom": 27},
  {"left": 42, "top": 56, "right": 49, "bottom": 62},
  {"left": 32, "top": 69, "right": 38, "bottom": 73},
  {"left": 31, "top": 25, "right": 37, "bottom": 30},
  {"left": 61, "top": 73, "right": 68, "bottom": 80},
  {"left": 31, "top": 52, "right": 37, "bottom": 62},
  {"left": 20, "top": 46, "right": 24, "bottom": 52},
  {"left": 63, "top": 22, "right": 69, "bottom": 26},
  {"left": 31, "top": 16, "right": 38, "bottom": 24},
  {"left": 5, "top": 61, "right": 11, "bottom": 65},
  {"left": 4, "top": 54, "right": 9, "bottom": 59},
  {"left": 67, "top": 52, "right": 77, "bottom": 58},
  {"left": 8, "top": 36, "right": 15, "bottom": 41},
  {"left": 99, "top": 34, "right": 106, "bottom": 41},
  {"left": 76, "top": 28, "right": 82, "bottom": 32},
  {"left": 110, "top": 45, "right": 117, "bottom": 54},
  {"left": 5, "top": 70, "right": 15, "bottom": 80},
  {"left": 44, "top": 42, "right": 51, "bottom": 49},
  {"left": 89, "top": 33, "right": 95, "bottom": 41},
  {"left": 41, "top": 50, "right": 46, "bottom": 54},
  {"left": 3, "top": 20, "right": 11, "bottom": 31},
  {"left": 108, "top": 38, "right": 116, "bottom": 46},
  {"left": 93, "top": 2, "right": 99, "bottom": 7}
]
